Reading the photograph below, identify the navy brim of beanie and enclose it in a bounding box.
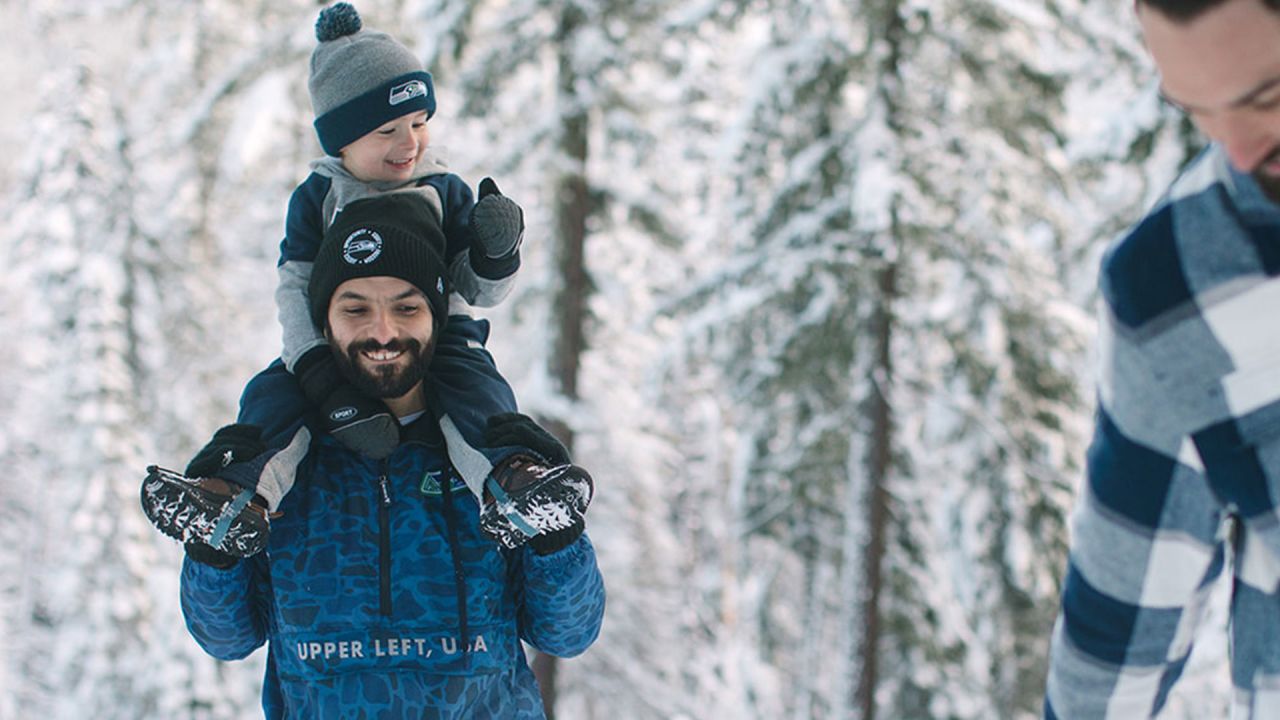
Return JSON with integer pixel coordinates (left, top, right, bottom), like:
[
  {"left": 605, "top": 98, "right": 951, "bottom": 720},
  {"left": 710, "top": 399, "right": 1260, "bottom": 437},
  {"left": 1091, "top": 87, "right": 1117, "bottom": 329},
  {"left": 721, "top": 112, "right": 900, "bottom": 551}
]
[{"left": 314, "top": 70, "right": 436, "bottom": 156}]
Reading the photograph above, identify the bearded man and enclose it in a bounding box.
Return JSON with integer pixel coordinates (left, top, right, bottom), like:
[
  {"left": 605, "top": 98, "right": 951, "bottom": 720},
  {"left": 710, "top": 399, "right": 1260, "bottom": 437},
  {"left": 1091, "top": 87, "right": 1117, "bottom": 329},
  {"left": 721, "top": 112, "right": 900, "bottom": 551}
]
[{"left": 168, "top": 193, "right": 605, "bottom": 719}]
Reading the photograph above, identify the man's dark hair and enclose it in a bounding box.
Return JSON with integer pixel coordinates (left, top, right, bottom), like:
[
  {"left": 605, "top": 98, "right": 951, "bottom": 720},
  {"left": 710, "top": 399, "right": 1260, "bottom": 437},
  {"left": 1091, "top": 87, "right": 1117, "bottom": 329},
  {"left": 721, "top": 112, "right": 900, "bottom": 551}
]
[{"left": 1138, "top": 0, "right": 1280, "bottom": 22}]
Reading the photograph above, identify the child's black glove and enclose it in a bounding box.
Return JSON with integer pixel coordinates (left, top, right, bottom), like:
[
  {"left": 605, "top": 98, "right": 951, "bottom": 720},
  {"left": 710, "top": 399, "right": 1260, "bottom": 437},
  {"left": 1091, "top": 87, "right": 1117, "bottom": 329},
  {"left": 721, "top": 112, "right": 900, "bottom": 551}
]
[
  {"left": 468, "top": 177, "right": 524, "bottom": 262},
  {"left": 185, "top": 423, "right": 267, "bottom": 478},
  {"left": 478, "top": 413, "right": 593, "bottom": 555},
  {"left": 295, "top": 346, "right": 399, "bottom": 459},
  {"left": 482, "top": 412, "right": 570, "bottom": 465}
]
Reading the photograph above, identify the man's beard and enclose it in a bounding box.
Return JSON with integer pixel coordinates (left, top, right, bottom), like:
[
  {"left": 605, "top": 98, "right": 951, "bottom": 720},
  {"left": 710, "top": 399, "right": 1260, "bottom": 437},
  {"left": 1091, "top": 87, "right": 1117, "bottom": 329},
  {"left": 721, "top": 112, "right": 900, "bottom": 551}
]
[
  {"left": 1256, "top": 168, "right": 1280, "bottom": 204},
  {"left": 331, "top": 335, "right": 435, "bottom": 400},
  {"left": 1254, "top": 146, "right": 1280, "bottom": 204}
]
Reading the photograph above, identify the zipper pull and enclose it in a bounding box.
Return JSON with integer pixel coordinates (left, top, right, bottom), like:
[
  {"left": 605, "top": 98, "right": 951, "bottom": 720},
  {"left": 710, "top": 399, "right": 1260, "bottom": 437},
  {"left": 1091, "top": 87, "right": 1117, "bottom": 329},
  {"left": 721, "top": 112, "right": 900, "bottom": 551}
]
[{"left": 379, "top": 475, "right": 391, "bottom": 507}]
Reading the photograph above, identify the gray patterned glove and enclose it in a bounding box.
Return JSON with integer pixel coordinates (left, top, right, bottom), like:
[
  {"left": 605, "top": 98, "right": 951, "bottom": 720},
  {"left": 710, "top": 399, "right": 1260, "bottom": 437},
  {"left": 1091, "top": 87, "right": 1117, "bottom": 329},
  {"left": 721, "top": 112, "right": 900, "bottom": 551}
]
[{"left": 469, "top": 177, "right": 524, "bottom": 261}]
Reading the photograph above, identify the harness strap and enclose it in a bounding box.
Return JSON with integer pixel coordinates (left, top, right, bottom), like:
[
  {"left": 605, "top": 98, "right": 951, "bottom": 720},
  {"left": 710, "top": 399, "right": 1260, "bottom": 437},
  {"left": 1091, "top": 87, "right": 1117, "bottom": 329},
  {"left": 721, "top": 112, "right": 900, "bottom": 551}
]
[{"left": 209, "top": 488, "right": 256, "bottom": 548}]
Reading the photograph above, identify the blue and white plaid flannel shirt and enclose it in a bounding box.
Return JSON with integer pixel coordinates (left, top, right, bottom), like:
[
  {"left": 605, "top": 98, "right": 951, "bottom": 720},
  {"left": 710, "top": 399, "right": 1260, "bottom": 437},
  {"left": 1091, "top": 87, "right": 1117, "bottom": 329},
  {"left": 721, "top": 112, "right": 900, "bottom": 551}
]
[{"left": 1046, "top": 144, "right": 1280, "bottom": 719}]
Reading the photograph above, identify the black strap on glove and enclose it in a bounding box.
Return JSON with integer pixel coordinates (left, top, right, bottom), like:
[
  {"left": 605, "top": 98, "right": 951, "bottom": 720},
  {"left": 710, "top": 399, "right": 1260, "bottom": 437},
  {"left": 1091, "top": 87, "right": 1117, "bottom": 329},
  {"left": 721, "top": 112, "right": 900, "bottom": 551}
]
[
  {"left": 184, "top": 540, "right": 238, "bottom": 570},
  {"left": 528, "top": 517, "right": 585, "bottom": 556},
  {"left": 294, "top": 346, "right": 400, "bottom": 459}
]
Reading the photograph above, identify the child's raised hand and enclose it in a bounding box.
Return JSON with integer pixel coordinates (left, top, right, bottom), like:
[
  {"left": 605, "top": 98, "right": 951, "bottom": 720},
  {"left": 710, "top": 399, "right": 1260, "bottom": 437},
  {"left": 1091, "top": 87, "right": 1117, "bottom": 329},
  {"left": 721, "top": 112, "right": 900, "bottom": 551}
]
[{"left": 469, "top": 178, "right": 525, "bottom": 261}]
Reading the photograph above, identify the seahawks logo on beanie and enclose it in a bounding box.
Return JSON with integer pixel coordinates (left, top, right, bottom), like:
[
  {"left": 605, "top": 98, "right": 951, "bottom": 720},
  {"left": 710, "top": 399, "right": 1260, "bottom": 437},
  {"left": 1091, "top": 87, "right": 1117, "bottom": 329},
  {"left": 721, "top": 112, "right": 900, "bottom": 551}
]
[
  {"left": 342, "top": 228, "right": 383, "bottom": 265},
  {"left": 389, "top": 79, "right": 429, "bottom": 106}
]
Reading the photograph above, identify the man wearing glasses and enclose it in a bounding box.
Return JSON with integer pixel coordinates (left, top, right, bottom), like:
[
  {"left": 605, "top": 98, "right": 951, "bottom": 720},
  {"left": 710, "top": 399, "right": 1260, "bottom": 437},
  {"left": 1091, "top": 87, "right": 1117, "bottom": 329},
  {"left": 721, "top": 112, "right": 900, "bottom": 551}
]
[{"left": 1044, "top": 0, "right": 1280, "bottom": 717}]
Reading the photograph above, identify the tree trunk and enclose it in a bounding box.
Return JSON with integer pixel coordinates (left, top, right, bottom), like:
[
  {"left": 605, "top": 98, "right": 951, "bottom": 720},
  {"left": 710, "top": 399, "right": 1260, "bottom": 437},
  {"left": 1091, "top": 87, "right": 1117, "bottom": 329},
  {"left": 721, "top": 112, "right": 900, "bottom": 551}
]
[
  {"left": 856, "top": 261, "right": 896, "bottom": 720},
  {"left": 533, "top": 5, "right": 591, "bottom": 718},
  {"left": 857, "top": 1, "right": 905, "bottom": 713}
]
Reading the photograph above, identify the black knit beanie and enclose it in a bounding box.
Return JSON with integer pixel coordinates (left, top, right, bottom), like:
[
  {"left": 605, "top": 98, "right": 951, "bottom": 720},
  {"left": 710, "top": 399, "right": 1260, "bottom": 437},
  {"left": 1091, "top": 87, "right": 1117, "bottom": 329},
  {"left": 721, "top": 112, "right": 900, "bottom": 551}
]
[{"left": 309, "top": 193, "right": 450, "bottom": 330}]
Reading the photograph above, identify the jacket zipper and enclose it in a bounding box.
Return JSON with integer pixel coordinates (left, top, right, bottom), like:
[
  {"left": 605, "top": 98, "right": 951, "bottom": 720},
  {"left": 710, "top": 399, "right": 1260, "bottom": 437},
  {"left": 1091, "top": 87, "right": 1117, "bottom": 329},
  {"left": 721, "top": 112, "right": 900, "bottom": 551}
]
[
  {"left": 439, "top": 471, "right": 470, "bottom": 659},
  {"left": 378, "top": 463, "right": 392, "bottom": 616}
]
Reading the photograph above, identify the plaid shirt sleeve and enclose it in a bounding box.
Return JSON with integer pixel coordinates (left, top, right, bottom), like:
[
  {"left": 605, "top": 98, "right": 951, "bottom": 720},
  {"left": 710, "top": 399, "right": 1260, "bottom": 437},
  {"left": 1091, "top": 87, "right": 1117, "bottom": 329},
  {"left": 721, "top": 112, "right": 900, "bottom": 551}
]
[
  {"left": 1044, "top": 307, "right": 1230, "bottom": 719},
  {"left": 1048, "top": 145, "right": 1280, "bottom": 718},
  {"left": 1045, "top": 193, "right": 1236, "bottom": 718}
]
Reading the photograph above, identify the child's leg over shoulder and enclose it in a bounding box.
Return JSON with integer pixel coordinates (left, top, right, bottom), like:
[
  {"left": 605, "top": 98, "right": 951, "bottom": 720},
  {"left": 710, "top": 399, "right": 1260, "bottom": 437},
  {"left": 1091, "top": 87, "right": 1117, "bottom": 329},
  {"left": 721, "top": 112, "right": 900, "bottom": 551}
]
[
  {"left": 430, "top": 315, "right": 518, "bottom": 426},
  {"left": 238, "top": 358, "right": 310, "bottom": 449},
  {"left": 429, "top": 315, "right": 520, "bottom": 462}
]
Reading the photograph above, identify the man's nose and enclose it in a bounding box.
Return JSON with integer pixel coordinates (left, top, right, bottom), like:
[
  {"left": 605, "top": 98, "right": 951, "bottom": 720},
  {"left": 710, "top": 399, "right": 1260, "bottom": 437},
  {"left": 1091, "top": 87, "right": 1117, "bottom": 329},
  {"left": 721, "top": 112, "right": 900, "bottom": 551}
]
[{"left": 368, "top": 309, "right": 398, "bottom": 344}]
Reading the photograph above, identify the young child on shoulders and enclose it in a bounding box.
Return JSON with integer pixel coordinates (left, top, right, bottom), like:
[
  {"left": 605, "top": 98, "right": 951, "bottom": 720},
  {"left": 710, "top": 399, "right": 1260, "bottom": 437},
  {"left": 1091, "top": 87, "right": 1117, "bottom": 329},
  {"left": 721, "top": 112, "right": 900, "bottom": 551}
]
[{"left": 141, "top": 2, "right": 578, "bottom": 560}]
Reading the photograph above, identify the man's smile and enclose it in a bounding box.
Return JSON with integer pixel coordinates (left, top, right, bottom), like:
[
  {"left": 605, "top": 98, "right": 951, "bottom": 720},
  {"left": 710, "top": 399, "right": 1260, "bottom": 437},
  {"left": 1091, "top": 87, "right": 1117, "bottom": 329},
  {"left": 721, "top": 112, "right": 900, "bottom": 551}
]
[{"left": 362, "top": 347, "right": 405, "bottom": 363}]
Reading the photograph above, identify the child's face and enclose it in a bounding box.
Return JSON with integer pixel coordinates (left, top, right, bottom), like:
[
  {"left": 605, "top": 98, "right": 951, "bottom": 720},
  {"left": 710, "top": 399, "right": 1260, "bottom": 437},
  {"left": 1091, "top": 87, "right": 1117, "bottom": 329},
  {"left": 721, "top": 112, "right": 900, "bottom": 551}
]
[{"left": 340, "top": 111, "right": 431, "bottom": 183}]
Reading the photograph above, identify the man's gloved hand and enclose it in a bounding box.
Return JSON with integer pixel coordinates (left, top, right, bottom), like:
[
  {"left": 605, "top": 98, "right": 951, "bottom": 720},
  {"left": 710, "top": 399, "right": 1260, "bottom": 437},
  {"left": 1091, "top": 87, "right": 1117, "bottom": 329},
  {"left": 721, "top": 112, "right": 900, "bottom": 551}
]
[
  {"left": 295, "top": 346, "right": 399, "bottom": 459},
  {"left": 143, "top": 415, "right": 275, "bottom": 560},
  {"left": 468, "top": 177, "right": 525, "bottom": 261},
  {"left": 186, "top": 423, "right": 267, "bottom": 478},
  {"left": 479, "top": 413, "right": 593, "bottom": 555}
]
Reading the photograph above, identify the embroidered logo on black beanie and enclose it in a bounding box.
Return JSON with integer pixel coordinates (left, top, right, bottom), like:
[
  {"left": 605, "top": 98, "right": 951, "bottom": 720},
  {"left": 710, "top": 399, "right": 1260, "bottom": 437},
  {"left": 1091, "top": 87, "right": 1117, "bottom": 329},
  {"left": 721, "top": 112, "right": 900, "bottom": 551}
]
[
  {"left": 309, "top": 193, "right": 450, "bottom": 329},
  {"left": 341, "top": 228, "right": 383, "bottom": 264}
]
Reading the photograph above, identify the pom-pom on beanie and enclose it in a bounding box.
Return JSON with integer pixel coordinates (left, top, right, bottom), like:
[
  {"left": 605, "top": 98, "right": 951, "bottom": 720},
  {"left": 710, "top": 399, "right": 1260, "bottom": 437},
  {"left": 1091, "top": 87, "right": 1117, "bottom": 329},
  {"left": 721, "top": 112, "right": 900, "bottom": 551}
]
[
  {"left": 309, "top": 3, "right": 436, "bottom": 156},
  {"left": 309, "top": 192, "right": 451, "bottom": 331}
]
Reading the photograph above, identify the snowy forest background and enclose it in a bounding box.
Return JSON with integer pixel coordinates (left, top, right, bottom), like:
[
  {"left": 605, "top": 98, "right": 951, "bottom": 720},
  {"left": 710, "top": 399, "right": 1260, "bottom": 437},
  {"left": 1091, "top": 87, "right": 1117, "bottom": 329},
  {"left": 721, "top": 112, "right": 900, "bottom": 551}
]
[{"left": 0, "top": 0, "right": 1232, "bottom": 718}]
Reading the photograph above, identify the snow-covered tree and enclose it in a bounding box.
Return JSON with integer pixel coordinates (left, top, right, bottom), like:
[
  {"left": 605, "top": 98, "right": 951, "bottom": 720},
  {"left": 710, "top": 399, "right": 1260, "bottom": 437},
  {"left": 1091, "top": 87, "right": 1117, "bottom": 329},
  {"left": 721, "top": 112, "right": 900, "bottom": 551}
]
[
  {"left": 654, "top": 1, "right": 1165, "bottom": 717},
  {"left": 2, "top": 58, "right": 218, "bottom": 718},
  {"left": 0, "top": 1, "right": 315, "bottom": 716}
]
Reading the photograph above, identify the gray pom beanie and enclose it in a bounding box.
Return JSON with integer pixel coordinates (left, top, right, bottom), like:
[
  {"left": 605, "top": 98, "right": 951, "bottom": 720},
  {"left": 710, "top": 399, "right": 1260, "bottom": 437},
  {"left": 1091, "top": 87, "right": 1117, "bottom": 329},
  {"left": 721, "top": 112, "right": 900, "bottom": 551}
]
[
  {"left": 309, "top": 193, "right": 451, "bottom": 330},
  {"left": 309, "top": 3, "right": 437, "bottom": 156}
]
